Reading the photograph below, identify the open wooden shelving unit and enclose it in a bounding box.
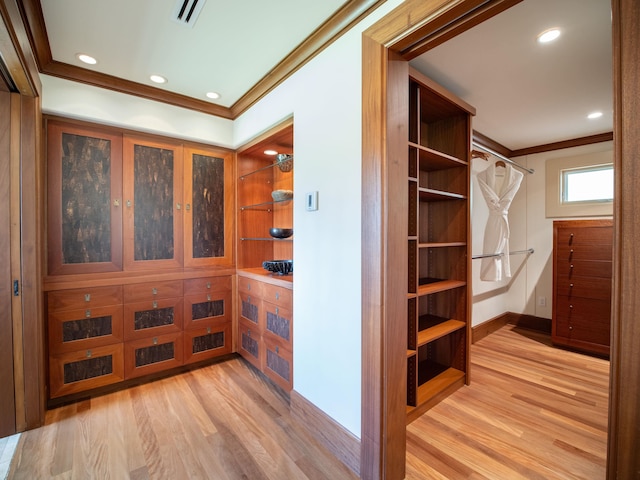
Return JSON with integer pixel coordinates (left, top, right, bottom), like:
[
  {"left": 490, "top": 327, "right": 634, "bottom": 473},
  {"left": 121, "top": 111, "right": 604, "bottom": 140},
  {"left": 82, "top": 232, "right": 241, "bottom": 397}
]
[{"left": 406, "top": 68, "right": 474, "bottom": 423}]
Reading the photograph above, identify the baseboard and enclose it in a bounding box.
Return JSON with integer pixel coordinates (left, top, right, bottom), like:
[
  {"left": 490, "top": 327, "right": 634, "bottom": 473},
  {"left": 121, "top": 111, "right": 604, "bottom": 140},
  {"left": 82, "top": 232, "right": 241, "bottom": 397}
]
[
  {"left": 472, "top": 312, "right": 551, "bottom": 344},
  {"left": 290, "top": 390, "right": 361, "bottom": 476}
]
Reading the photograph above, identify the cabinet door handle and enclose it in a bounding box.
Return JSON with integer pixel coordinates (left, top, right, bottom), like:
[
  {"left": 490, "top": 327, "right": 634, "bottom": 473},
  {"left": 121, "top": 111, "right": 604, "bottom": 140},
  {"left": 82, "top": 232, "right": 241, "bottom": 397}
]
[
  {"left": 84, "top": 293, "right": 91, "bottom": 302},
  {"left": 113, "top": 199, "right": 120, "bottom": 207},
  {"left": 126, "top": 200, "right": 132, "bottom": 208},
  {"left": 176, "top": 203, "right": 181, "bottom": 210},
  {"left": 152, "top": 288, "right": 158, "bottom": 295},
  {"left": 186, "top": 203, "right": 191, "bottom": 211}
]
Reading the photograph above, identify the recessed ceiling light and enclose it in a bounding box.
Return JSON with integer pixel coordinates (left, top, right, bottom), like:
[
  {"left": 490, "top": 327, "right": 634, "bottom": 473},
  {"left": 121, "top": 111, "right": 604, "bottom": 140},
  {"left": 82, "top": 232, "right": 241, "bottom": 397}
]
[
  {"left": 206, "top": 92, "right": 221, "bottom": 100},
  {"left": 150, "top": 74, "right": 167, "bottom": 84},
  {"left": 537, "top": 28, "right": 561, "bottom": 44},
  {"left": 588, "top": 111, "right": 603, "bottom": 119},
  {"left": 77, "top": 53, "right": 97, "bottom": 65},
  {"left": 264, "top": 150, "right": 278, "bottom": 156}
]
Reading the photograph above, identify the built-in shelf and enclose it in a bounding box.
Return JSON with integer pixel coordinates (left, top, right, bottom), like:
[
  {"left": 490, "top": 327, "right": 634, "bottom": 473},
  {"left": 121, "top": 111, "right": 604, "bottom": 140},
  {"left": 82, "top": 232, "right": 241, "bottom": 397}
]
[
  {"left": 409, "top": 142, "right": 468, "bottom": 170},
  {"left": 419, "top": 242, "right": 466, "bottom": 248},
  {"left": 419, "top": 187, "right": 466, "bottom": 201},
  {"left": 416, "top": 279, "right": 466, "bottom": 296},
  {"left": 240, "top": 237, "right": 293, "bottom": 242},
  {"left": 417, "top": 318, "right": 465, "bottom": 347}
]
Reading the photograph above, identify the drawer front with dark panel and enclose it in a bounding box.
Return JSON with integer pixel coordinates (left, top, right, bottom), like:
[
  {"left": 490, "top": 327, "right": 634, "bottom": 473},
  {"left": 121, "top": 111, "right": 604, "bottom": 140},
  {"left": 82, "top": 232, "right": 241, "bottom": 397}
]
[
  {"left": 49, "top": 305, "right": 124, "bottom": 354},
  {"left": 124, "top": 332, "right": 184, "bottom": 379},
  {"left": 184, "top": 320, "right": 232, "bottom": 365},
  {"left": 237, "top": 318, "right": 262, "bottom": 370},
  {"left": 124, "top": 297, "right": 184, "bottom": 341},
  {"left": 552, "top": 219, "right": 613, "bottom": 356}
]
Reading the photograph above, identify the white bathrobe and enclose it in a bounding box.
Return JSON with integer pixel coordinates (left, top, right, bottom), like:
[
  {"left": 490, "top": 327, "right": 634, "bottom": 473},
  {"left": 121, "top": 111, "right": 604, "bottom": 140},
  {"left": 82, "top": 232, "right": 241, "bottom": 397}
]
[{"left": 476, "top": 163, "right": 524, "bottom": 281}]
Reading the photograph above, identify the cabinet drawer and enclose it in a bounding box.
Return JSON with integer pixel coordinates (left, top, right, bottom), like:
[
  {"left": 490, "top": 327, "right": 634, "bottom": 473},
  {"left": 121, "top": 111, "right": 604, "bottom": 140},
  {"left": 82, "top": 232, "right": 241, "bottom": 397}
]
[
  {"left": 237, "top": 318, "right": 262, "bottom": 370},
  {"left": 238, "top": 291, "right": 262, "bottom": 328},
  {"left": 556, "top": 226, "right": 613, "bottom": 246},
  {"left": 48, "top": 286, "right": 123, "bottom": 313},
  {"left": 183, "top": 320, "right": 232, "bottom": 365},
  {"left": 237, "top": 276, "right": 264, "bottom": 296},
  {"left": 555, "top": 296, "right": 612, "bottom": 325},
  {"left": 556, "top": 276, "right": 612, "bottom": 301},
  {"left": 555, "top": 315, "right": 610, "bottom": 348},
  {"left": 556, "top": 259, "right": 612, "bottom": 279},
  {"left": 49, "top": 344, "right": 124, "bottom": 398},
  {"left": 263, "top": 302, "right": 292, "bottom": 349},
  {"left": 263, "top": 338, "right": 292, "bottom": 391},
  {"left": 555, "top": 244, "right": 612, "bottom": 262},
  {"left": 124, "top": 332, "right": 183, "bottom": 379},
  {"left": 49, "top": 305, "right": 123, "bottom": 354},
  {"left": 124, "top": 298, "right": 183, "bottom": 340},
  {"left": 262, "top": 284, "right": 293, "bottom": 309},
  {"left": 184, "top": 290, "right": 232, "bottom": 329},
  {"left": 184, "top": 275, "right": 232, "bottom": 295},
  {"left": 123, "top": 280, "right": 183, "bottom": 303}
]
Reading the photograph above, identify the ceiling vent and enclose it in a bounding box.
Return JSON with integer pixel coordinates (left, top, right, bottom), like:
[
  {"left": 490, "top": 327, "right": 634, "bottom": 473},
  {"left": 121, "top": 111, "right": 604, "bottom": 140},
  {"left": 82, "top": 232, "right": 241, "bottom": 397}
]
[{"left": 171, "top": 0, "right": 206, "bottom": 28}]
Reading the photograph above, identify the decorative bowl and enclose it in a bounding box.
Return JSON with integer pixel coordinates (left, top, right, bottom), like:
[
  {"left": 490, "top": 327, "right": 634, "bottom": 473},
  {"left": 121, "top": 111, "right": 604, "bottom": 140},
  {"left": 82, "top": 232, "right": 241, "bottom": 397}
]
[
  {"left": 262, "top": 259, "right": 293, "bottom": 275},
  {"left": 276, "top": 154, "right": 293, "bottom": 172},
  {"left": 269, "top": 227, "right": 293, "bottom": 239},
  {"left": 271, "top": 189, "right": 293, "bottom": 202}
]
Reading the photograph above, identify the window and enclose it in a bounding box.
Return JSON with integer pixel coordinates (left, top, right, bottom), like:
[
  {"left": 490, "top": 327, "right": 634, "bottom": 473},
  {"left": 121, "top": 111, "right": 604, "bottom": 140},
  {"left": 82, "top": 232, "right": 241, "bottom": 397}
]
[
  {"left": 545, "top": 148, "right": 614, "bottom": 217},
  {"left": 562, "top": 164, "right": 613, "bottom": 203}
]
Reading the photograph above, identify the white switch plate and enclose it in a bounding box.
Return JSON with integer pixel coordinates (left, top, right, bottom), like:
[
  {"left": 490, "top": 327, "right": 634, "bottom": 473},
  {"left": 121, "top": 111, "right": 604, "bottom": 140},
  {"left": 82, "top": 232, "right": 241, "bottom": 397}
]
[
  {"left": 538, "top": 296, "right": 546, "bottom": 307},
  {"left": 306, "top": 191, "right": 318, "bottom": 211}
]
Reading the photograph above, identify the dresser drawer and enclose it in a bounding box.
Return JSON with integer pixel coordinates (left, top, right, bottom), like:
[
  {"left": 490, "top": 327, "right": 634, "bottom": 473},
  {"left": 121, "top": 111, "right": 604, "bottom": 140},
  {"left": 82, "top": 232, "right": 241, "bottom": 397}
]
[
  {"left": 263, "top": 338, "right": 292, "bottom": 391},
  {"left": 237, "top": 275, "right": 264, "bottom": 296},
  {"left": 262, "top": 283, "right": 293, "bottom": 309},
  {"left": 123, "top": 280, "right": 183, "bottom": 303},
  {"left": 183, "top": 320, "right": 232, "bottom": 365},
  {"left": 48, "top": 286, "right": 123, "bottom": 313},
  {"left": 124, "top": 298, "right": 183, "bottom": 340},
  {"left": 49, "top": 344, "right": 124, "bottom": 398},
  {"left": 184, "top": 290, "right": 232, "bottom": 329},
  {"left": 49, "top": 305, "right": 123, "bottom": 354},
  {"left": 184, "top": 275, "right": 232, "bottom": 295},
  {"left": 556, "top": 276, "right": 612, "bottom": 301},
  {"left": 556, "top": 259, "right": 612, "bottom": 278},
  {"left": 555, "top": 244, "right": 613, "bottom": 262},
  {"left": 238, "top": 291, "right": 262, "bottom": 328},
  {"left": 556, "top": 225, "right": 613, "bottom": 246},
  {"left": 263, "top": 302, "right": 292, "bottom": 349},
  {"left": 555, "top": 295, "right": 612, "bottom": 322},
  {"left": 124, "top": 332, "right": 184, "bottom": 379},
  {"left": 237, "top": 318, "right": 262, "bottom": 370}
]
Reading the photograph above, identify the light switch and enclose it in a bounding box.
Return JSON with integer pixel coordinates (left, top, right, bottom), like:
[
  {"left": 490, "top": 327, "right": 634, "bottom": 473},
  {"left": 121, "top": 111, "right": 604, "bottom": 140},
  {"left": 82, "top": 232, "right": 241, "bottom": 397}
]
[{"left": 306, "top": 191, "right": 318, "bottom": 211}]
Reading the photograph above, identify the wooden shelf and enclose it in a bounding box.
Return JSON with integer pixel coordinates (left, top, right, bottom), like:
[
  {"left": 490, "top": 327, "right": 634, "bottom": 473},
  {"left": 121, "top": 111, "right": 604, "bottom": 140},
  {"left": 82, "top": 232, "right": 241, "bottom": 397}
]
[
  {"left": 417, "top": 318, "right": 466, "bottom": 347},
  {"left": 418, "top": 187, "right": 466, "bottom": 202},
  {"left": 417, "top": 279, "right": 466, "bottom": 296},
  {"left": 406, "top": 366, "right": 465, "bottom": 421},
  {"left": 409, "top": 142, "right": 468, "bottom": 171},
  {"left": 418, "top": 242, "right": 466, "bottom": 248},
  {"left": 240, "top": 237, "right": 293, "bottom": 242}
]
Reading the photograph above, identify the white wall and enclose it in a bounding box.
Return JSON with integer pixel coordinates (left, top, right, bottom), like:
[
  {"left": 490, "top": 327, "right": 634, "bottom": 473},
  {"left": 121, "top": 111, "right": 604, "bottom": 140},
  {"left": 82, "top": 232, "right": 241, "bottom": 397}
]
[
  {"left": 41, "top": 75, "right": 234, "bottom": 147},
  {"left": 471, "top": 141, "right": 614, "bottom": 327}
]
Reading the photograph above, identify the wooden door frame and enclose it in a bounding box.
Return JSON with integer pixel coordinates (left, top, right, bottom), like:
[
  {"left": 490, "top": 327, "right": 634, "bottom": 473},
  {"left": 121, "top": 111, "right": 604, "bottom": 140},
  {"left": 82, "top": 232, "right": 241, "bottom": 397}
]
[{"left": 361, "top": 0, "right": 639, "bottom": 479}]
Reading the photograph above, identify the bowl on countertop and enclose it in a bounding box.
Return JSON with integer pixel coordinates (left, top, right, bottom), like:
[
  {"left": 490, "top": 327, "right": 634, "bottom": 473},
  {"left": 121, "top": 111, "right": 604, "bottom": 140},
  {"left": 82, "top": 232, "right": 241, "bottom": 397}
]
[
  {"left": 269, "top": 227, "right": 293, "bottom": 239},
  {"left": 263, "top": 259, "right": 293, "bottom": 275}
]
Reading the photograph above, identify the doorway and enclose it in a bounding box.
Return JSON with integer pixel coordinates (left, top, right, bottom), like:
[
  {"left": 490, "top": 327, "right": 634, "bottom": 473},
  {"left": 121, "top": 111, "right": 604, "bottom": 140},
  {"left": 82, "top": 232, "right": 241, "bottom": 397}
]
[{"left": 361, "top": 0, "right": 639, "bottom": 479}]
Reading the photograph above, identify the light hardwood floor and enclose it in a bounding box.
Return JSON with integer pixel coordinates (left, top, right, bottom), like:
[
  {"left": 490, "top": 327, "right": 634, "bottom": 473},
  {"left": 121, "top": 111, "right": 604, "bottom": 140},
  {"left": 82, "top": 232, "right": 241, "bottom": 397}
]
[
  {"left": 8, "top": 325, "right": 609, "bottom": 479},
  {"left": 406, "top": 325, "right": 609, "bottom": 480}
]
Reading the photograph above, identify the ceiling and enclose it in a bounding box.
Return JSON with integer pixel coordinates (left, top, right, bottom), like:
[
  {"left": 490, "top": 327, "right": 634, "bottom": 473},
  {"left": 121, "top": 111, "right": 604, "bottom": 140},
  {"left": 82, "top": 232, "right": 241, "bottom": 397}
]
[{"left": 36, "top": 0, "right": 613, "bottom": 151}]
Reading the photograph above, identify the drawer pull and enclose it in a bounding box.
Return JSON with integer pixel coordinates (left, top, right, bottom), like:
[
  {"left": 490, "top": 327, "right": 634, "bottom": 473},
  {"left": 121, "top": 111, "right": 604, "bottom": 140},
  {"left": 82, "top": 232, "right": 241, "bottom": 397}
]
[
  {"left": 152, "top": 288, "right": 158, "bottom": 295},
  {"left": 84, "top": 293, "right": 91, "bottom": 302},
  {"left": 247, "top": 283, "right": 251, "bottom": 291},
  {"left": 247, "top": 329, "right": 251, "bottom": 337},
  {"left": 206, "top": 282, "right": 211, "bottom": 289},
  {"left": 176, "top": 203, "right": 181, "bottom": 210},
  {"left": 569, "top": 326, "right": 573, "bottom": 330},
  {"left": 570, "top": 283, "right": 574, "bottom": 288},
  {"left": 186, "top": 203, "right": 191, "bottom": 211},
  {"left": 153, "top": 337, "right": 158, "bottom": 345},
  {"left": 275, "top": 346, "right": 280, "bottom": 354},
  {"left": 275, "top": 307, "right": 279, "bottom": 315},
  {"left": 275, "top": 292, "right": 280, "bottom": 300},
  {"left": 86, "top": 350, "right": 92, "bottom": 358},
  {"left": 207, "top": 294, "right": 212, "bottom": 301},
  {"left": 126, "top": 200, "right": 132, "bottom": 208},
  {"left": 85, "top": 309, "right": 91, "bottom": 318},
  {"left": 569, "top": 304, "right": 573, "bottom": 309},
  {"left": 570, "top": 264, "right": 574, "bottom": 269},
  {"left": 207, "top": 326, "right": 211, "bottom": 334},
  {"left": 153, "top": 301, "right": 158, "bottom": 309}
]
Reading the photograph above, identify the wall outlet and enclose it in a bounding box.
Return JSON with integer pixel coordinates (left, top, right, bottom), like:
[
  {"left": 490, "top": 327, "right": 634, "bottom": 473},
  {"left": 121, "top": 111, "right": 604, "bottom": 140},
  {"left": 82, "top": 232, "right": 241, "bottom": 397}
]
[{"left": 538, "top": 296, "right": 547, "bottom": 307}]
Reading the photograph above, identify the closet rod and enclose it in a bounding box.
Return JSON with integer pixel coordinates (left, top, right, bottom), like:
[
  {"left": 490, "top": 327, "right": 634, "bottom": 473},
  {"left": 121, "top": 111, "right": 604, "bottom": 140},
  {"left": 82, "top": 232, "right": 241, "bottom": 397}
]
[
  {"left": 472, "top": 248, "right": 534, "bottom": 260},
  {"left": 472, "top": 142, "right": 535, "bottom": 174}
]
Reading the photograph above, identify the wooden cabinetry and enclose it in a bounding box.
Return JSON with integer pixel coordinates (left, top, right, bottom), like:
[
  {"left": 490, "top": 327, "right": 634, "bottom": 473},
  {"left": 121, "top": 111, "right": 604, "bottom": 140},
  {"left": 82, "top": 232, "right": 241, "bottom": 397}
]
[
  {"left": 406, "top": 68, "right": 473, "bottom": 423},
  {"left": 45, "top": 118, "right": 235, "bottom": 401},
  {"left": 237, "top": 270, "right": 293, "bottom": 391},
  {"left": 552, "top": 219, "right": 613, "bottom": 356},
  {"left": 236, "top": 120, "right": 294, "bottom": 391}
]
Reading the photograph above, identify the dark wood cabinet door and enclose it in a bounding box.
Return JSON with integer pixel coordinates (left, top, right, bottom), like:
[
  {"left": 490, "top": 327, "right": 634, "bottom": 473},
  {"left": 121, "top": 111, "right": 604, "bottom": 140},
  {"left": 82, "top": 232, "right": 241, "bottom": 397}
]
[
  {"left": 184, "top": 146, "right": 234, "bottom": 267},
  {"left": 123, "top": 135, "right": 183, "bottom": 270},
  {"left": 47, "top": 121, "right": 123, "bottom": 275}
]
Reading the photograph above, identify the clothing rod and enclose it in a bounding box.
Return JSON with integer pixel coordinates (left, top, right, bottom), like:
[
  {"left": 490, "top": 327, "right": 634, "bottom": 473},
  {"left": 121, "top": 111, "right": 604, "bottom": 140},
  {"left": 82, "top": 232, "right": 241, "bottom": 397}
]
[
  {"left": 472, "top": 142, "right": 535, "bottom": 174},
  {"left": 472, "top": 248, "right": 534, "bottom": 260}
]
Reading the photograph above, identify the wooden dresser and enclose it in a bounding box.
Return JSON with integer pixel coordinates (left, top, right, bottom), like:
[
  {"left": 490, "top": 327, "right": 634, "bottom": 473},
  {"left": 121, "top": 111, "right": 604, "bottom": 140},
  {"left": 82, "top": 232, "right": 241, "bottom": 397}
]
[{"left": 552, "top": 219, "right": 613, "bottom": 356}]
